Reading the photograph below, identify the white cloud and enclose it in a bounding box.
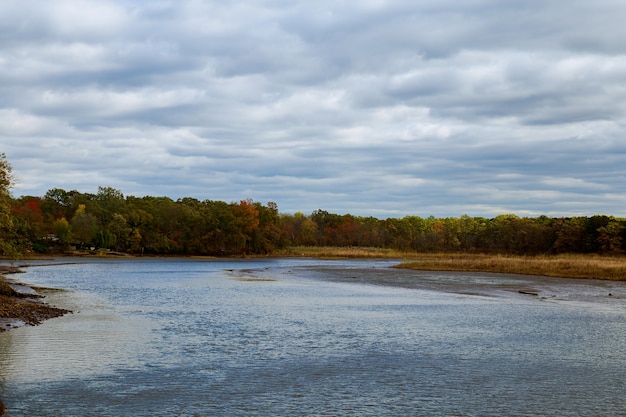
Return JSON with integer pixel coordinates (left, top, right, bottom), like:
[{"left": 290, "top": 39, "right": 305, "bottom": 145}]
[{"left": 2, "top": 0, "right": 626, "bottom": 217}]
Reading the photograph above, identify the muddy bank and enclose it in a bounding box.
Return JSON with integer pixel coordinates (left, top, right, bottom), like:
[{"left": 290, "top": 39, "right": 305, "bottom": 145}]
[
  {"left": 290, "top": 264, "right": 626, "bottom": 304},
  {"left": 0, "top": 266, "right": 71, "bottom": 332}
]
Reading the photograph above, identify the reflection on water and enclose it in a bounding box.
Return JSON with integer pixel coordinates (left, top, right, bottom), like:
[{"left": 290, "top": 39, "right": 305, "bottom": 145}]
[{"left": 1, "top": 258, "right": 625, "bottom": 416}]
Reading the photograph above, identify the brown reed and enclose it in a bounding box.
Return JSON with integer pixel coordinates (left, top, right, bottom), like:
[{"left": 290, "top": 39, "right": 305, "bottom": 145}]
[{"left": 277, "top": 247, "right": 626, "bottom": 280}]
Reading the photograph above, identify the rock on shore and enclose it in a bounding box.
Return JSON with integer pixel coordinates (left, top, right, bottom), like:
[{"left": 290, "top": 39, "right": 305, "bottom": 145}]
[{"left": 0, "top": 266, "right": 71, "bottom": 332}]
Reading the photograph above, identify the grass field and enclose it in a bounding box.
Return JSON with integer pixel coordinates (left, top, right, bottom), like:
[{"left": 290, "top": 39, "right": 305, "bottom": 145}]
[
  {"left": 277, "top": 246, "right": 410, "bottom": 259},
  {"left": 277, "top": 247, "right": 626, "bottom": 280}
]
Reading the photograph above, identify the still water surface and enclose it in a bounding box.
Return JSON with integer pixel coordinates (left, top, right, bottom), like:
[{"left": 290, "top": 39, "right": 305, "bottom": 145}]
[{"left": 1, "top": 258, "right": 625, "bottom": 416}]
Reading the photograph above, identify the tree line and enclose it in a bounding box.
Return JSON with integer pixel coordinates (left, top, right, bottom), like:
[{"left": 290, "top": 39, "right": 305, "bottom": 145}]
[{"left": 1, "top": 155, "right": 625, "bottom": 257}]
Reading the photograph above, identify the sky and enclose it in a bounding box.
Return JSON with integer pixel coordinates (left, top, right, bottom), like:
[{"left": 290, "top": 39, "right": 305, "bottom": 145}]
[{"left": 2, "top": 0, "right": 626, "bottom": 218}]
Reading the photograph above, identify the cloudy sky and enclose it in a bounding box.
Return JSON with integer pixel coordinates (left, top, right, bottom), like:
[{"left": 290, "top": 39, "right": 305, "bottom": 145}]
[{"left": 2, "top": 0, "right": 626, "bottom": 218}]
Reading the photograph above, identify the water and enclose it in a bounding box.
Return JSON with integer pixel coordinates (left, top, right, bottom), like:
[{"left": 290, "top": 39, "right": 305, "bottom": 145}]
[{"left": 1, "top": 258, "right": 625, "bottom": 416}]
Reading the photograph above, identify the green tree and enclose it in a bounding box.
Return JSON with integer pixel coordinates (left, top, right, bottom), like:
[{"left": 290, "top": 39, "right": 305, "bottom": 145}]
[
  {"left": 53, "top": 217, "right": 72, "bottom": 244},
  {"left": 0, "top": 153, "right": 18, "bottom": 257},
  {"left": 93, "top": 186, "right": 126, "bottom": 224},
  {"left": 71, "top": 204, "right": 99, "bottom": 247},
  {"left": 383, "top": 217, "right": 415, "bottom": 249},
  {"left": 108, "top": 213, "right": 132, "bottom": 252},
  {"left": 94, "top": 229, "right": 116, "bottom": 250},
  {"left": 553, "top": 217, "right": 587, "bottom": 253},
  {"left": 281, "top": 212, "right": 319, "bottom": 246}
]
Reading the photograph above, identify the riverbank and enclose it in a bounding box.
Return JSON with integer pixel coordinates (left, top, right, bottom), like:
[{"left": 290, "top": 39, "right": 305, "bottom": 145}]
[
  {"left": 276, "top": 248, "right": 626, "bottom": 280},
  {"left": 0, "top": 266, "right": 72, "bottom": 416},
  {"left": 0, "top": 266, "right": 71, "bottom": 332},
  {"left": 394, "top": 253, "right": 626, "bottom": 280},
  {"left": 10, "top": 249, "right": 626, "bottom": 281}
]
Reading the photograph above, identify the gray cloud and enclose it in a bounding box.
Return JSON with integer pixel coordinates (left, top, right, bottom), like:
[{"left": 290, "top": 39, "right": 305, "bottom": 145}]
[{"left": 2, "top": 0, "right": 626, "bottom": 217}]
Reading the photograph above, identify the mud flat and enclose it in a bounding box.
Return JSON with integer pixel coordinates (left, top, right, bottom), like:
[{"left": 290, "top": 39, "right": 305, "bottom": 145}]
[{"left": 296, "top": 263, "right": 626, "bottom": 304}]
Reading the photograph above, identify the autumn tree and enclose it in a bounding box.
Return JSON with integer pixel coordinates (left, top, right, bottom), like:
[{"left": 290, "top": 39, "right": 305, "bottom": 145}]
[
  {"left": 281, "top": 212, "right": 319, "bottom": 246},
  {"left": 3, "top": 167, "right": 625, "bottom": 257},
  {"left": 42, "top": 188, "right": 75, "bottom": 221},
  {"left": 596, "top": 219, "right": 624, "bottom": 254},
  {"left": 250, "top": 201, "right": 282, "bottom": 253},
  {"left": 232, "top": 199, "right": 260, "bottom": 254}
]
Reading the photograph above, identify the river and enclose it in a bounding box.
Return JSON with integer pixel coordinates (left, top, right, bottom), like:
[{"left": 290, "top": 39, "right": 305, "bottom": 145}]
[{"left": 1, "top": 258, "right": 625, "bottom": 416}]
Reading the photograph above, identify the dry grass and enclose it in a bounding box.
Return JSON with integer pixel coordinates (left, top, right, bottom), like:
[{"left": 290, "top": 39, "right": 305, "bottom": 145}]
[
  {"left": 276, "top": 247, "right": 626, "bottom": 280},
  {"left": 396, "top": 253, "right": 626, "bottom": 280},
  {"left": 276, "top": 246, "right": 411, "bottom": 259}
]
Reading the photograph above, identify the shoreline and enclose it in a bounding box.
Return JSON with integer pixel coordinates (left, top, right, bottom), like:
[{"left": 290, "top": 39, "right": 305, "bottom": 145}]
[
  {"left": 0, "top": 266, "right": 72, "bottom": 416},
  {"left": 276, "top": 248, "right": 626, "bottom": 280},
  {"left": 393, "top": 253, "right": 626, "bottom": 281},
  {"left": 0, "top": 266, "right": 72, "bottom": 332},
  {"left": 7, "top": 250, "right": 626, "bottom": 281},
  {"left": 304, "top": 265, "right": 625, "bottom": 303}
]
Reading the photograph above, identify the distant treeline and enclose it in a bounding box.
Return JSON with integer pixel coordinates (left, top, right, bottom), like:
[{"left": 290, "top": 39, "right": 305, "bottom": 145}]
[{"left": 3, "top": 186, "right": 626, "bottom": 257}]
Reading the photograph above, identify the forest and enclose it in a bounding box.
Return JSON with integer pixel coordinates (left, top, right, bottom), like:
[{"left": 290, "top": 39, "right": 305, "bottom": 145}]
[{"left": 1, "top": 155, "right": 625, "bottom": 257}]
